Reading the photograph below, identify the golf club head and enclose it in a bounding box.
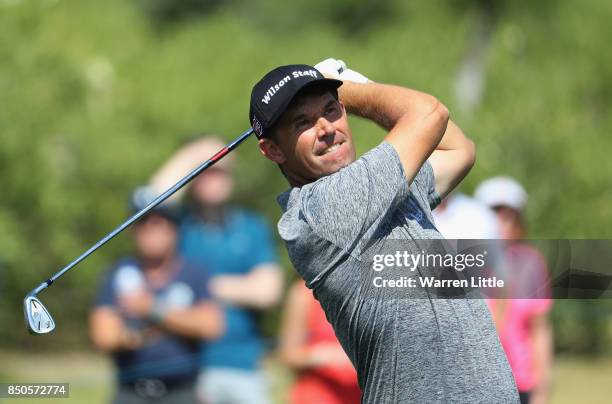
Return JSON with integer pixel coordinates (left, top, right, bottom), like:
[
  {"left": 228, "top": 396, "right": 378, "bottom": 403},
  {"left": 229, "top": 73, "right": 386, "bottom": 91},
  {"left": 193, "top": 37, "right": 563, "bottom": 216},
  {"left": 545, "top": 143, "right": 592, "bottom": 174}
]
[{"left": 24, "top": 295, "right": 55, "bottom": 335}]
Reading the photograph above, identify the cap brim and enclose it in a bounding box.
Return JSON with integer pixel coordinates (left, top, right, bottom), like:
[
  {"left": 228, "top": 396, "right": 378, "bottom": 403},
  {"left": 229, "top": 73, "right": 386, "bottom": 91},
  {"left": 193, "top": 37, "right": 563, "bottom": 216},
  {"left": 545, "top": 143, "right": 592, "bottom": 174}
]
[{"left": 264, "top": 78, "right": 342, "bottom": 134}]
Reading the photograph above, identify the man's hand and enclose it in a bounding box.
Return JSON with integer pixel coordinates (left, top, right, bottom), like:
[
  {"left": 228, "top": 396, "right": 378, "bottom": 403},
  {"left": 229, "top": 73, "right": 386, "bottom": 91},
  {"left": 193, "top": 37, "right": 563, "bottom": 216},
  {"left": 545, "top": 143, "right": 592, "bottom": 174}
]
[
  {"left": 89, "top": 307, "right": 146, "bottom": 352},
  {"left": 315, "top": 58, "right": 345, "bottom": 79},
  {"left": 315, "top": 58, "right": 370, "bottom": 83},
  {"left": 118, "top": 290, "right": 154, "bottom": 318}
]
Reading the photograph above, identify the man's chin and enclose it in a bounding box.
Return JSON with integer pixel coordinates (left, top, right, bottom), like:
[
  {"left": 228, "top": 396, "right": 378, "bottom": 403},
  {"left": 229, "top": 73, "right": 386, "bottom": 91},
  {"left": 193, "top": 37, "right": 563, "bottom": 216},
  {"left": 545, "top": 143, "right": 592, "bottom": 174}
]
[{"left": 321, "top": 158, "right": 354, "bottom": 176}]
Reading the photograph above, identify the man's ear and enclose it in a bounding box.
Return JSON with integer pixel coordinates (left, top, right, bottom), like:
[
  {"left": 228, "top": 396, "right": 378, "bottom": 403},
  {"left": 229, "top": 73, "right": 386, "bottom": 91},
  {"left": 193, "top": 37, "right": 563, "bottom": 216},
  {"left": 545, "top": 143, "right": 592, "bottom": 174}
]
[{"left": 258, "top": 138, "right": 287, "bottom": 164}]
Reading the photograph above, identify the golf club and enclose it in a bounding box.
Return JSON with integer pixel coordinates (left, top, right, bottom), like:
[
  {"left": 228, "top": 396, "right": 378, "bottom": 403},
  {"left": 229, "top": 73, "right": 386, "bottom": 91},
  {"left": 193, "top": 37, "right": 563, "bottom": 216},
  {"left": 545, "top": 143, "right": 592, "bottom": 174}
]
[{"left": 24, "top": 128, "right": 255, "bottom": 335}]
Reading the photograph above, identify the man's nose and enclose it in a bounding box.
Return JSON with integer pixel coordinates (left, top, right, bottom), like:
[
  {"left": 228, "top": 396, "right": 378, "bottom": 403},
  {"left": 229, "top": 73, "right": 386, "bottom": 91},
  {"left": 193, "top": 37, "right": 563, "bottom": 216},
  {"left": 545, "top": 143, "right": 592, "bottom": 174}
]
[{"left": 315, "top": 117, "right": 335, "bottom": 138}]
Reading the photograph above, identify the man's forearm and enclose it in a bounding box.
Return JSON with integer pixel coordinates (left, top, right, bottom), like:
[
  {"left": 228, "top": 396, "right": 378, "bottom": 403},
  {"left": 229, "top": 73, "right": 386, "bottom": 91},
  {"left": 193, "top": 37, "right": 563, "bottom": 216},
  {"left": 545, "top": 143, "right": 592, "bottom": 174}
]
[
  {"left": 338, "top": 81, "right": 442, "bottom": 130},
  {"left": 89, "top": 309, "right": 143, "bottom": 352},
  {"left": 338, "top": 81, "right": 449, "bottom": 184},
  {"left": 531, "top": 316, "right": 553, "bottom": 404},
  {"left": 158, "top": 303, "right": 223, "bottom": 340},
  {"left": 210, "top": 265, "right": 283, "bottom": 309},
  {"left": 428, "top": 120, "right": 476, "bottom": 199}
]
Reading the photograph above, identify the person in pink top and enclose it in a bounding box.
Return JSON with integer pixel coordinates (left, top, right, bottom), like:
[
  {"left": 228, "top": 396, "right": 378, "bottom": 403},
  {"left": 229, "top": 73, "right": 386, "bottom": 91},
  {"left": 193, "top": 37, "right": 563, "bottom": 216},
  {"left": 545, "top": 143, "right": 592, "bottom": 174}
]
[
  {"left": 475, "top": 177, "right": 554, "bottom": 404},
  {"left": 279, "top": 280, "right": 361, "bottom": 404}
]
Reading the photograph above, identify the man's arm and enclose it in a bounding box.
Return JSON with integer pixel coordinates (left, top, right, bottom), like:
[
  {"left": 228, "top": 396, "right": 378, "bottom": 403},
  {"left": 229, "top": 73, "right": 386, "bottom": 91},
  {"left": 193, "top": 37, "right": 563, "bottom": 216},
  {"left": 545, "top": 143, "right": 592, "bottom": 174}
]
[
  {"left": 427, "top": 120, "right": 475, "bottom": 200},
  {"left": 89, "top": 307, "right": 143, "bottom": 352},
  {"left": 120, "top": 291, "right": 224, "bottom": 340},
  {"left": 530, "top": 312, "right": 553, "bottom": 404},
  {"left": 278, "top": 282, "right": 352, "bottom": 369},
  {"left": 209, "top": 264, "right": 283, "bottom": 309},
  {"left": 155, "top": 301, "right": 224, "bottom": 340},
  {"left": 317, "top": 59, "right": 474, "bottom": 198},
  {"left": 93, "top": 293, "right": 224, "bottom": 353},
  {"left": 338, "top": 81, "right": 451, "bottom": 186}
]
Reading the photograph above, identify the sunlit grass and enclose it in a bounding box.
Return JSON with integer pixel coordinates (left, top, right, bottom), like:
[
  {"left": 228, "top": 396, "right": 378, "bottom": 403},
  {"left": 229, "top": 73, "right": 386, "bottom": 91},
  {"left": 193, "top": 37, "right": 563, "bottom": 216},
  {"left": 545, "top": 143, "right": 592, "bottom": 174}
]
[{"left": 0, "top": 350, "right": 610, "bottom": 403}]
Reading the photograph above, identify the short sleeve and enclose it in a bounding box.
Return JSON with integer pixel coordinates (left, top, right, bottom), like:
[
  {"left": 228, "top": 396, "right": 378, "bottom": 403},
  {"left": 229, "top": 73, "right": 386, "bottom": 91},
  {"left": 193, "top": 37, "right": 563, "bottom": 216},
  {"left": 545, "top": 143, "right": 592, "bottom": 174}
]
[
  {"left": 93, "top": 270, "right": 116, "bottom": 308},
  {"left": 184, "top": 261, "right": 212, "bottom": 302},
  {"left": 415, "top": 160, "right": 441, "bottom": 210},
  {"left": 300, "top": 142, "right": 410, "bottom": 250}
]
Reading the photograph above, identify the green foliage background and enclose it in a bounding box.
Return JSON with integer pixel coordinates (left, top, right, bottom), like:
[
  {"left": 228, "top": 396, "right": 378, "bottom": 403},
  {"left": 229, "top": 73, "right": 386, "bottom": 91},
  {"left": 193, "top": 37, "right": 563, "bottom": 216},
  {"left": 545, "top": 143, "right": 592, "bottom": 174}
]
[{"left": 0, "top": 0, "right": 610, "bottom": 352}]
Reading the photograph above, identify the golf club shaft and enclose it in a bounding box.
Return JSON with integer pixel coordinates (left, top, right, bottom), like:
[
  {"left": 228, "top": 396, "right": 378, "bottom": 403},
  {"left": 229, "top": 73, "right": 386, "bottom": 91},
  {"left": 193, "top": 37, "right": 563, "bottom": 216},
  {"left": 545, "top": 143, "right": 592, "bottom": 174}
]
[{"left": 28, "top": 128, "right": 254, "bottom": 297}]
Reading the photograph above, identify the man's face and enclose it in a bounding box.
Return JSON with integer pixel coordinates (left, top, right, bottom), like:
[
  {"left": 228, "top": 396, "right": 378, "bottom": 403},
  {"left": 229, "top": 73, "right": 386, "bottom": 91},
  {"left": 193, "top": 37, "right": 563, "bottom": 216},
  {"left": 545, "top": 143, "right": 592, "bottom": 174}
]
[
  {"left": 259, "top": 88, "right": 356, "bottom": 186},
  {"left": 190, "top": 166, "right": 234, "bottom": 207},
  {"left": 132, "top": 214, "right": 177, "bottom": 261},
  {"left": 493, "top": 206, "right": 524, "bottom": 240}
]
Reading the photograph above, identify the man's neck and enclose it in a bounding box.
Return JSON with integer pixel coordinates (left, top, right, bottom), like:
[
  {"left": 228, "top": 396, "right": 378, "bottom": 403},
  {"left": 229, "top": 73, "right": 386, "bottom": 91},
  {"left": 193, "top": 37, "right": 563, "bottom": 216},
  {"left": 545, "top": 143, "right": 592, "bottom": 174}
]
[
  {"left": 196, "top": 204, "right": 226, "bottom": 225},
  {"left": 286, "top": 170, "right": 316, "bottom": 188},
  {"left": 140, "top": 254, "right": 176, "bottom": 286}
]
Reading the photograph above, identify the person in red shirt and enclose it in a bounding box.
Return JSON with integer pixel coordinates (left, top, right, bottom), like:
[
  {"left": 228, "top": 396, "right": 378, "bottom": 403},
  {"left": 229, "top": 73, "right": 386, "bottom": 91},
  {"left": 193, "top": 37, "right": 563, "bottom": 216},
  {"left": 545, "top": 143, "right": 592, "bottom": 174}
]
[{"left": 279, "top": 281, "right": 361, "bottom": 404}]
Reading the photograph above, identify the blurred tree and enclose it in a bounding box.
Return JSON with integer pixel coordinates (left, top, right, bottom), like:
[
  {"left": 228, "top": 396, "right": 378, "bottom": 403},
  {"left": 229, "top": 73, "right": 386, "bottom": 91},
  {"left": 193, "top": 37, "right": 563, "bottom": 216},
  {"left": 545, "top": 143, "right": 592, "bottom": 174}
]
[
  {"left": 453, "top": 0, "right": 499, "bottom": 116},
  {"left": 137, "top": 0, "right": 397, "bottom": 37},
  {"left": 450, "top": 0, "right": 559, "bottom": 117},
  {"left": 136, "top": 0, "right": 224, "bottom": 24},
  {"left": 0, "top": 0, "right": 610, "bottom": 354}
]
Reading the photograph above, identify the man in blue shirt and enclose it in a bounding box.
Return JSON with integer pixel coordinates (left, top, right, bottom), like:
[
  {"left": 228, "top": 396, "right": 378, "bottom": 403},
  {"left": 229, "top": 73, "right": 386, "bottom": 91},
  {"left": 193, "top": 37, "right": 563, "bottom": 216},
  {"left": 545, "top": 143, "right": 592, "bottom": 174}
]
[
  {"left": 90, "top": 186, "right": 223, "bottom": 404},
  {"left": 151, "top": 137, "right": 283, "bottom": 404}
]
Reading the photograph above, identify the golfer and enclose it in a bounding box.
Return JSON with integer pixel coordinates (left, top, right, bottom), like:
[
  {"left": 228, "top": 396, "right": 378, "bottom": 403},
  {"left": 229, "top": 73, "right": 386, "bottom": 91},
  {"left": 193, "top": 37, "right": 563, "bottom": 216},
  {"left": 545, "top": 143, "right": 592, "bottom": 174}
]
[{"left": 250, "top": 61, "right": 519, "bottom": 403}]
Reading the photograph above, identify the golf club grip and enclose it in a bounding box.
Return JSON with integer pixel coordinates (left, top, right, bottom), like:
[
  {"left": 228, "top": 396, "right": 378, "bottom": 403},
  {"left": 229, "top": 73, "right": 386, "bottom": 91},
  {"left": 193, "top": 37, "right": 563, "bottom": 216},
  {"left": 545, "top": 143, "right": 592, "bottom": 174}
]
[{"left": 32, "top": 128, "right": 254, "bottom": 294}]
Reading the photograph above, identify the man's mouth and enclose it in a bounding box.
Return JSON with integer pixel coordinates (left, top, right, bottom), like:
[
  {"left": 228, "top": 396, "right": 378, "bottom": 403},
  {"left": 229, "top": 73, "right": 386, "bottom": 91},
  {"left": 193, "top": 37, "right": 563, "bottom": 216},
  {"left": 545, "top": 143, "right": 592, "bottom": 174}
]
[{"left": 319, "top": 141, "right": 343, "bottom": 155}]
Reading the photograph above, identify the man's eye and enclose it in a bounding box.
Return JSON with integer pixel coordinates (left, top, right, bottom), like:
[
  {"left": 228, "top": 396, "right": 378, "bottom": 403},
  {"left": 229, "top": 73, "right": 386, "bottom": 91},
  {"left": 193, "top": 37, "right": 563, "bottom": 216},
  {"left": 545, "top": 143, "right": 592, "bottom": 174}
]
[
  {"left": 325, "top": 106, "right": 340, "bottom": 119},
  {"left": 294, "top": 120, "right": 310, "bottom": 132}
]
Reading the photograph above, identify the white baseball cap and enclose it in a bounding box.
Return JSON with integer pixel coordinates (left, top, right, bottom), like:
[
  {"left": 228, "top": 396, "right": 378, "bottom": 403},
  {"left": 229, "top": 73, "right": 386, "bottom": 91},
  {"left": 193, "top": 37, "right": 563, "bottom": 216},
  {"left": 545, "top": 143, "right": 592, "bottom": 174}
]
[{"left": 474, "top": 176, "right": 528, "bottom": 211}]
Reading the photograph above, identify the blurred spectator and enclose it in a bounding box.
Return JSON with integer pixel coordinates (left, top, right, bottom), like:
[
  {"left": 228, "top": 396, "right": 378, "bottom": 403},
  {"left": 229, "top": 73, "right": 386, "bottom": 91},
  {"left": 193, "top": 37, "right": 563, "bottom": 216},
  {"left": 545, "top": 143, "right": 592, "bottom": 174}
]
[
  {"left": 89, "top": 186, "right": 223, "bottom": 404},
  {"left": 475, "top": 176, "right": 554, "bottom": 404},
  {"left": 432, "top": 191, "right": 505, "bottom": 297},
  {"left": 279, "top": 281, "right": 361, "bottom": 404},
  {"left": 433, "top": 192, "right": 499, "bottom": 239},
  {"left": 151, "top": 136, "right": 283, "bottom": 404}
]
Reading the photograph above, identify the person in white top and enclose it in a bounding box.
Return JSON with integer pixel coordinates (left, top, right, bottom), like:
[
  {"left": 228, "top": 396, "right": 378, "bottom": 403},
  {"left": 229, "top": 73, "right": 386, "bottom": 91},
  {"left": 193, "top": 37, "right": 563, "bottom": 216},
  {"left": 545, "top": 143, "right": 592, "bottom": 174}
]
[{"left": 433, "top": 192, "right": 500, "bottom": 239}]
